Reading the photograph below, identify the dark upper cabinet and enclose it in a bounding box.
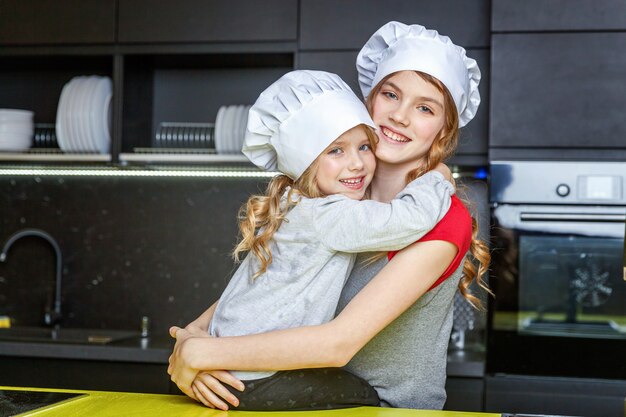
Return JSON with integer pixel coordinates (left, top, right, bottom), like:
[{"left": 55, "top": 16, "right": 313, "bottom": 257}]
[
  {"left": 0, "top": 0, "right": 115, "bottom": 45},
  {"left": 118, "top": 0, "right": 297, "bottom": 43},
  {"left": 299, "top": 0, "right": 490, "bottom": 50},
  {"left": 490, "top": 33, "right": 626, "bottom": 149},
  {"left": 493, "top": 0, "right": 626, "bottom": 31},
  {"left": 298, "top": 51, "right": 360, "bottom": 96}
]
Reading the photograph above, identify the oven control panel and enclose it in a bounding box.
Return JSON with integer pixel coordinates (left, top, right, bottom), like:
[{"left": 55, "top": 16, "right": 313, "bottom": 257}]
[
  {"left": 491, "top": 161, "right": 626, "bottom": 205},
  {"left": 578, "top": 175, "right": 623, "bottom": 201}
]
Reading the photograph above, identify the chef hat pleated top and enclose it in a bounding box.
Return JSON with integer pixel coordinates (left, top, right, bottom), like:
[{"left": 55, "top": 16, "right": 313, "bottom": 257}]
[
  {"left": 243, "top": 70, "right": 375, "bottom": 180},
  {"left": 357, "top": 21, "right": 481, "bottom": 128}
]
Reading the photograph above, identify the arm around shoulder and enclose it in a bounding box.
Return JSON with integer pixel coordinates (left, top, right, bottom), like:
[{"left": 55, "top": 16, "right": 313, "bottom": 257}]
[
  {"left": 313, "top": 171, "right": 454, "bottom": 253},
  {"left": 185, "top": 239, "right": 458, "bottom": 372}
]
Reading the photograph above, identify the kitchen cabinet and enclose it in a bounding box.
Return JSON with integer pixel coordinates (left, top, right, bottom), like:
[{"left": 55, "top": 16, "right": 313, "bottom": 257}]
[
  {"left": 298, "top": 51, "right": 360, "bottom": 97},
  {"left": 0, "top": 357, "right": 172, "bottom": 394},
  {"left": 484, "top": 374, "right": 626, "bottom": 417},
  {"left": 492, "top": 0, "right": 626, "bottom": 32},
  {"left": 0, "top": 0, "right": 116, "bottom": 45},
  {"left": 118, "top": 0, "right": 297, "bottom": 43},
  {"left": 0, "top": 55, "right": 114, "bottom": 134},
  {"left": 444, "top": 377, "right": 484, "bottom": 412},
  {"left": 299, "top": 0, "right": 490, "bottom": 50},
  {"left": 0, "top": 3, "right": 296, "bottom": 164},
  {"left": 120, "top": 52, "right": 293, "bottom": 155},
  {"left": 0, "top": 0, "right": 492, "bottom": 165},
  {"left": 490, "top": 32, "right": 626, "bottom": 157}
]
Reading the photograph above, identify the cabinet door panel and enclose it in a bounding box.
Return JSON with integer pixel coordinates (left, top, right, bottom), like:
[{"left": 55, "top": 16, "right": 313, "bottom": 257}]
[
  {"left": 300, "top": 0, "right": 489, "bottom": 50},
  {"left": 0, "top": 0, "right": 115, "bottom": 45},
  {"left": 493, "top": 0, "right": 626, "bottom": 31},
  {"left": 119, "top": 0, "right": 297, "bottom": 43},
  {"left": 490, "top": 33, "right": 626, "bottom": 149},
  {"left": 298, "top": 51, "right": 360, "bottom": 97}
]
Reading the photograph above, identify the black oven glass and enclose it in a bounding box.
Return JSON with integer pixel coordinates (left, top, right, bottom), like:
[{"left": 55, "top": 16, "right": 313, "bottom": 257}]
[
  {"left": 517, "top": 235, "right": 625, "bottom": 339},
  {"left": 488, "top": 216, "right": 626, "bottom": 379}
]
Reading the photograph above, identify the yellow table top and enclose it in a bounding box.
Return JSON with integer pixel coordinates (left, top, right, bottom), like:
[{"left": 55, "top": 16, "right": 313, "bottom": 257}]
[{"left": 2, "top": 386, "right": 500, "bottom": 417}]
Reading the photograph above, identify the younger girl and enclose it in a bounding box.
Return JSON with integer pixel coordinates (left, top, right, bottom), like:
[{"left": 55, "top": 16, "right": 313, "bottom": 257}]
[{"left": 172, "top": 70, "right": 454, "bottom": 410}]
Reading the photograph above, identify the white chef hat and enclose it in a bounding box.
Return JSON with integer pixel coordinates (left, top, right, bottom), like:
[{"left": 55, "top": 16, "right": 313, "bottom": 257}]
[
  {"left": 243, "top": 70, "right": 375, "bottom": 179},
  {"left": 357, "top": 21, "right": 481, "bottom": 127}
]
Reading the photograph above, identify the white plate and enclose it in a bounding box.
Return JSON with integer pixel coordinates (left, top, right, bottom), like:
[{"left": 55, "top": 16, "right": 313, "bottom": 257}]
[
  {"left": 64, "top": 77, "right": 81, "bottom": 152},
  {"left": 230, "top": 106, "right": 239, "bottom": 153},
  {"left": 55, "top": 79, "right": 73, "bottom": 152},
  {"left": 214, "top": 106, "right": 226, "bottom": 154},
  {"left": 76, "top": 77, "right": 93, "bottom": 152},
  {"left": 81, "top": 76, "right": 98, "bottom": 152},
  {"left": 222, "top": 106, "right": 233, "bottom": 153},
  {"left": 91, "top": 77, "right": 112, "bottom": 154},
  {"left": 239, "top": 105, "right": 250, "bottom": 153},
  {"left": 231, "top": 106, "right": 242, "bottom": 153}
]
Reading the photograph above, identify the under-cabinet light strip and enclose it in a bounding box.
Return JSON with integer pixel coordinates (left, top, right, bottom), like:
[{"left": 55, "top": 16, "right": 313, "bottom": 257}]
[
  {"left": 0, "top": 168, "right": 279, "bottom": 178},
  {"left": 0, "top": 168, "right": 464, "bottom": 179}
]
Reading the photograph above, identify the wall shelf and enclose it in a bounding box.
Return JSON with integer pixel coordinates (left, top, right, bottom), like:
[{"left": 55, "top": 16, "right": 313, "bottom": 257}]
[
  {"left": 119, "top": 152, "right": 248, "bottom": 164},
  {"left": 0, "top": 152, "right": 111, "bottom": 163}
]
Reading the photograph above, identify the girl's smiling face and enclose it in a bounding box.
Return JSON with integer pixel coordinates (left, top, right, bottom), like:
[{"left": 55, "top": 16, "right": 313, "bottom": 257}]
[
  {"left": 370, "top": 71, "right": 446, "bottom": 167},
  {"left": 314, "top": 125, "right": 376, "bottom": 200}
]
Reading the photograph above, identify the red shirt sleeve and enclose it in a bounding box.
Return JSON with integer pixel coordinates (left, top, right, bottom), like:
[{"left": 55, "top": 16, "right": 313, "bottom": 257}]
[{"left": 387, "top": 195, "right": 473, "bottom": 291}]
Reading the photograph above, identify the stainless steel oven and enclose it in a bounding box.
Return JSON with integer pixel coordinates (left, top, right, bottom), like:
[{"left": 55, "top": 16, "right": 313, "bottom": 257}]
[{"left": 487, "top": 161, "right": 626, "bottom": 379}]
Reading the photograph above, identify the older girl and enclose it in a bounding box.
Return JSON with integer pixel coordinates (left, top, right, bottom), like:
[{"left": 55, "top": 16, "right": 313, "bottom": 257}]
[{"left": 169, "top": 21, "right": 490, "bottom": 410}]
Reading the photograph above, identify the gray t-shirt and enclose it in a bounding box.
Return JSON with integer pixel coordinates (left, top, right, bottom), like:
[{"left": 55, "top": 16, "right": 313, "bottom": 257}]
[
  {"left": 209, "top": 171, "right": 453, "bottom": 380},
  {"left": 336, "top": 253, "right": 464, "bottom": 409}
]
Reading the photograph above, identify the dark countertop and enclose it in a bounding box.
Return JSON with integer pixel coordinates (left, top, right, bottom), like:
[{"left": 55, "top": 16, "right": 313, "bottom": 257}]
[
  {"left": 0, "top": 334, "right": 173, "bottom": 364},
  {"left": 0, "top": 338, "right": 485, "bottom": 377}
]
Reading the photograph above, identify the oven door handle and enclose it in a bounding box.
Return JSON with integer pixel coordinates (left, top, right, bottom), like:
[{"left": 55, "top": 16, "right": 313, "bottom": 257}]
[{"left": 520, "top": 212, "right": 626, "bottom": 222}]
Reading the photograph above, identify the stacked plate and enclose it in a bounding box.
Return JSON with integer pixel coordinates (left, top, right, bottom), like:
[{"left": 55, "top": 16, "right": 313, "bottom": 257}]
[
  {"left": 56, "top": 76, "right": 112, "bottom": 154},
  {"left": 0, "top": 109, "right": 34, "bottom": 151},
  {"left": 214, "top": 105, "right": 251, "bottom": 154}
]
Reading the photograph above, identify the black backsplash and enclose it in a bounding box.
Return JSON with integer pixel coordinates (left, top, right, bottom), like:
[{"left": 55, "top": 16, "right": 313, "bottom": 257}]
[{"left": 0, "top": 173, "right": 268, "bottom": 336}]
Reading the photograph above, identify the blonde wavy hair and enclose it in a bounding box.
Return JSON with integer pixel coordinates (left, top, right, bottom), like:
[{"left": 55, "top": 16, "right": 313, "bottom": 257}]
[
  {"left": 233, "top": 124, "right": 379, "bottom": 279},
  {"left": 366, "top": 71, "right": 492, "bottom": 309}
]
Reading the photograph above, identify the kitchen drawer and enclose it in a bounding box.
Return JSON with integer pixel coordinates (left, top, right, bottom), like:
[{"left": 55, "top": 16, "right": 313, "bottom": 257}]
[
  {"left": 299, "top": 0, "right": 490, "bottom": 50},
  {"left": 490, "top": 32, "right": 626, "bottom": 150},
  {"left": 118, "top": 0, "right": 297, "bottom": 43},
  {"left": 0, "top": 0, "right": 116, "bottom": 45},
  {"left": 0, "top": 357, "right": 171, "bottom": 394},
  {"left": 485, "top": 374, "right": 626, "bottom": 417},
  {"left": 444, "top": 376, "right": 484, "bottom": 412},
  {"left": 493, "top": 0, "right": 626, "bottom": 32}
]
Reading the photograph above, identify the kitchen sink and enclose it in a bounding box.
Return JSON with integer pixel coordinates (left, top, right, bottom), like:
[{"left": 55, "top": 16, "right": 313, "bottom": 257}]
[{"left": 0, "top": 326, "right": 140, "bottom": 345}]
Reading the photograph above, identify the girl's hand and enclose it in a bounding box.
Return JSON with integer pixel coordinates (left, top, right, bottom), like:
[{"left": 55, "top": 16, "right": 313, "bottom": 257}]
[
  {"left": 192, "top": 370, "right": 245, "bottom": 410},
  {"left": 433, "top": 162, "right": 452, "bottom": 182},
  {"left": 433, "top": 162, "right": 456, "bottom": 191},
  {"left": 168, "top": 327, "right": 209, "bottom": 400}
]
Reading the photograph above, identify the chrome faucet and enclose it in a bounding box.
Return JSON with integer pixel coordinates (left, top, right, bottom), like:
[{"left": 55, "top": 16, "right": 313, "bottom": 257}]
[{"left": 0, "top": 228, "right": 63, "bottom": 327}]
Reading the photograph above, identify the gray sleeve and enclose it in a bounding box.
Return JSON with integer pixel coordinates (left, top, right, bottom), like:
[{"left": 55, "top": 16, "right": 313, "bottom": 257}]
[{"left": 312, "top": 171, "right": 453, "bottom": 253}]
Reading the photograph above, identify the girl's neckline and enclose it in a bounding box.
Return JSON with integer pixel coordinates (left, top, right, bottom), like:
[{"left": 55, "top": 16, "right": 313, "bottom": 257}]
[{"left": 369, "top": 161, "right": 417, "bottom": 203}]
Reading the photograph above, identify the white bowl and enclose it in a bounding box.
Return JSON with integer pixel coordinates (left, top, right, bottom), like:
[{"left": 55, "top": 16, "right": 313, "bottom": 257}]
[
  {"left": 0, "top": 109, "right": 34, "bottom": 121},
  {"left": 0, "top": 122, "right": 34, "bottom": 134},
  {"left": 0, "top": 132, "right": 32, "bottom": 151}
]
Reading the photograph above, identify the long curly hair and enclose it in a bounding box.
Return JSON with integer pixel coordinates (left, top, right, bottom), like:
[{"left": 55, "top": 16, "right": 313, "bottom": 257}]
[
  {"left": 233, "top": 124, "right": 379, "bottom": 279},
  {"left": 366, "top": 71, "right": 492, "bottom": 309}
]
